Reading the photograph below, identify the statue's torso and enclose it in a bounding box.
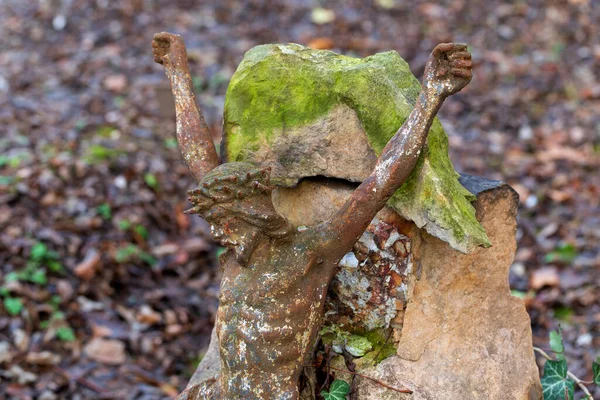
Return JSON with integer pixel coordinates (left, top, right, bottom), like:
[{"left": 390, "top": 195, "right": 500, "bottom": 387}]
[{"left": 216, "top": 232, "right": 332, "bottom": 399}]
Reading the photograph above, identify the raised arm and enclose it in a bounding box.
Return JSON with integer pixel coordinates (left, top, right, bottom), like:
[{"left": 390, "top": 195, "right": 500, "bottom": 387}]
[
  {"left": 152, "top": 32, "right": 220, "bottom": 182},
  {"left": 319, "top": 43, "right": 472, "bottom": 258}
]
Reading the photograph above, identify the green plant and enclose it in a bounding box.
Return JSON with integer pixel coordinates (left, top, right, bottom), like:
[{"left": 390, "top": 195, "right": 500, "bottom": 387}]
[
  {"left": 96, "top": 203, "right": 112, "bottom": 220},
  {"left": 118, "top": 219, "right": 132, "bottom": 230},
  {"left": 56, "top": 326, "right": 76, "bottom": 342},
  {"left": 84, "top": 144, "right": 125, "bottom": 163},
  {"left": 115, "top": 244, "right": 156, "bottom": 266},
  {"left": 144, "top": 173, "right": 159, "bottom": 190},
  {"left": 118, "top": 221, "right": 149, "bottom": 241},
  {"left": 3, "top": 296, "right": 23, "bottom": 316},
  {"left": 8, "top": 242, "right": 64, "bottom": 286},
  {"left": 1, "top": 284, "right": 24, "bottom": 316},
  {"left": 545, "top": 243, "right": 577, "bottom": 264},
  {"left": 164, "top": 138, "right": 178, "bottom": 149},
  {"left": 38, "top": 301, "right": 76, "bottom": 342},
  {"left": 321, "top": 379, "right": 350, "bottom": 400},
  {"left": 537, "top": 327, "right": 599, "bottom": 399},
  {"left": 0, "top": 175, "right": 15, "bottom": 186},
  {"left": 96, "top": 125, "right": 117, "bottom": 137},
  {"left": 133, "top": 224, "right": 149, "bottom": 240},
  {"left": 30, "top": 242, "right": 63, "bottom": 274},
  {"left": 0, "top": 151, "right": 30, "bottom": 168}
]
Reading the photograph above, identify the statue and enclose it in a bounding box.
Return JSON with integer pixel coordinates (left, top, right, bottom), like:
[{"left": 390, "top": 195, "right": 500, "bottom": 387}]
[{"left": 152, "top": 32, "right": 472, "bottom": 400}]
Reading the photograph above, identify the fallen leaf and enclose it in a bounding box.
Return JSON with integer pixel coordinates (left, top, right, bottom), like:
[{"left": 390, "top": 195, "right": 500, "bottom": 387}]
[
  {"left": 0, "top": 341, "right": 14, "bottom": 363},
  {"left": 175, "top": 203, "right": 190, "bottom": 230},
  {"left": 103, "top": 74, "right": 127, "bottom": 92},
  {"left": 530, "top": 266, "right": 560, "bottom": 290},
  {"left": 84, "top": 338, "right": 126, "bottom": 365},
  {"left": 160, "top": 383, "right": 179, "bottom": 397},
  {"left": 26, "top": 351, "right": 61, "bottom": 365},
  {"left": 12, "top": 329, "right": 29, "bottom": 352},
  {"left": 137, "top": 305, "right": 162, "bottom": 325},
  {"left": 308, "top": 37, "right": 334, "bottom": 50},
  {"left": 8, "top": 365, "right": 37, "bottom": 385},
  {"left": 91, "top": 323, "right": 113, "bottom": 338},
  {"left": 74, "top": 249, "right": 101, "bottom": 280}
]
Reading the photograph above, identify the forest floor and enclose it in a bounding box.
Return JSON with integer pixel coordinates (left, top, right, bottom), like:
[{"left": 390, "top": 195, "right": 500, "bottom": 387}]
[{"left": 1, "top": 1, "right": 599, "bottom": 399}]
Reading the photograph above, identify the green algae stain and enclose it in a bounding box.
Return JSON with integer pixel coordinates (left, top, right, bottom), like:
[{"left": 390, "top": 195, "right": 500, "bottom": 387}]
[{"left": 223, "top": 44, "right": 490, "bottom": 252}]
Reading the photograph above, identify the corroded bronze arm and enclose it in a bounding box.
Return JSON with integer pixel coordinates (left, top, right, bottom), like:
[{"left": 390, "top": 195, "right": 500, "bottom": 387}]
[
  {"left": 152, "top": 32, "right": 220, "bottom": 182},
  {"left": 319, "top": 43, "right": 473, "bottom": 262}
]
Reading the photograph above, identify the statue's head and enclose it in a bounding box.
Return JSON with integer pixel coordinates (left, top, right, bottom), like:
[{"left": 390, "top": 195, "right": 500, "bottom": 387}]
[{"left": 185, "top": 162, "right": 293, "bottom": 264}]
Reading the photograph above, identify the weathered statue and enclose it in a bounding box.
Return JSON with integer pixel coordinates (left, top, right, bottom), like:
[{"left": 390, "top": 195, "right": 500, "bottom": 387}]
[{"left": 152, "top": 32, "right": 472, "bottom": 399}]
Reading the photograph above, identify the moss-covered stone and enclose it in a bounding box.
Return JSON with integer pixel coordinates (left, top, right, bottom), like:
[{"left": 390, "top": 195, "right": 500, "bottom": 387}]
[
  {"left": 320, "top": 325, "right": 397, "bottom": 365},
  {"left": 222, "top": 44, "right": 490, "bottom": 252}
]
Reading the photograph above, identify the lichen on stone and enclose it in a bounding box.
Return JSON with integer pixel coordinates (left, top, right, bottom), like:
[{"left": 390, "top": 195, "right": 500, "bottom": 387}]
[
  {"left": 222, "top": 43, "right": 490, "bottom": 252},
  {"left": 320, "top": 325, "right": 396, "bottom": 365}
]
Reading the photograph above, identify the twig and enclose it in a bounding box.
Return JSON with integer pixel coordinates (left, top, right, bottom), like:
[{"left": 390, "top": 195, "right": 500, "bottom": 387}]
[
  {"left": 304, "top": 364, "right": 412, "bottom": 394},
  {"left": 533, "top": 347, "right": 595, "bottom": 400},
  {"left": 54, "top": 366, "right": 110, "bottom": 396},
  {"left": 371, "top": 329, "right": 393, "bottom": 362}
]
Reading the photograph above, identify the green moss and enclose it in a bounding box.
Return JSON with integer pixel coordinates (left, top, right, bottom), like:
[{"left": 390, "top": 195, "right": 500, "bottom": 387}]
[
  {"left": 320, "top": 325, "right": 396, "bottom": 365},
  {"left": 223, "top": 44, "right": 490, "bottom": 252},
  {"left": 360, "top": 329, "right": 397, "bottom": 365}
]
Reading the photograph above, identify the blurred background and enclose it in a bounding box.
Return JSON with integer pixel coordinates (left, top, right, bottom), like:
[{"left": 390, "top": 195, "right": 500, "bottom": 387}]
[{"left": 0, "top": 0, "right": 598, "bottom": 399}]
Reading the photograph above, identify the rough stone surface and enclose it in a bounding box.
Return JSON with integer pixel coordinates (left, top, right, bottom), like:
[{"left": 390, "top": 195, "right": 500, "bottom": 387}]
[
  {"left": 247, "top": 104, "right": 378, "bottom": 186},
  {"left": 188, "top": 327, "right": 221, "bottom": 389},
  {"left": 222, "top": 43, "right": 490, "bottom": 253},
  {"left": 355, "top": 180, "right": 542, "bottom": 400}
]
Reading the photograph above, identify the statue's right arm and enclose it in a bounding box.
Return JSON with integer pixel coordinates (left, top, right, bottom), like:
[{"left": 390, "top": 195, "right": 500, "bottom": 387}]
[
  {"left": 152, "top": 32, "right": 220, "bottom": 182},
  {"left": 315, "top": 43, "right": 473, "bottom": 264}
]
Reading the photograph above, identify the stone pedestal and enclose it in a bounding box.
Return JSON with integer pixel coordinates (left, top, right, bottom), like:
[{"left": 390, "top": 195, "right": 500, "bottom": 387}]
[{"left": 353, "top": 176, "right": 542, "bottom": 400}]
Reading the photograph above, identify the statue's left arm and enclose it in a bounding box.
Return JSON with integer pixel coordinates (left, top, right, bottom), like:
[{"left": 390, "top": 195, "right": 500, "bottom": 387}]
[{"left": 318, "top": 43, "right": 472, "bottom": 261}]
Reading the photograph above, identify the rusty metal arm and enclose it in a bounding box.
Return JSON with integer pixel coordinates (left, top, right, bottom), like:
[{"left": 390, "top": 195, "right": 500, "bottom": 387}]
[
  {"left": 317, "top": 43, "right": 473, "bottom": 262},
  {"left": 317, "top": 92, "right": 443, "bottom": 261},
  {"left": 152, "top": 32, "right": 220, "bottom": 182}
]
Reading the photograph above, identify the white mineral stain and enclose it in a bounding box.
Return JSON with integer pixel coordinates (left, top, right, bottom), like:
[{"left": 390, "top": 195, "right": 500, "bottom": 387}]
[
  {"left": 385, "top": 231, "right": 402, "bottom": 248},
  {"left": 339, "top": 252, "right": 359, "bottom": 269}
]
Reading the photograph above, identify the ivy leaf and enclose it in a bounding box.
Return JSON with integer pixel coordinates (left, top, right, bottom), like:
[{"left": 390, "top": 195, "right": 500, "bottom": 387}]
[
  {"left": 593, "top": 358, "right": 600, "bottom": 386},
  {"left": 541, "top": 359, "right": 574, "bottom": 400},
  {"left": 56, "top": 326, "right": 76, "bottom": 342},
  {"left": 139, "top": 252, "right": 157, "bottom": 266},
  {"left": 144, "top": 173, "right": 159, "bottom": 190},
  {"left": 48, "top": 260, "right": 64, "bottom": 273},
  {"left": 5, "top": 272, "right": 20, "bottom": 282},
  {"left": 96, "top": 203, "right": 112, "bottom": 220},
  {"left": 549, "top": 328, "right": 565, "bottom": 361},
  {"left": 3, "top": 297, "right": 23, "bottom": 315},
  {"left": 118, "top": 219, "right": 131, "bottom": 230},
  {"left": 133, "top": 224, "right": 149, "bottom": 240},
  {"left": 29, "top": 269, "right": 48, "bottom": 285},
  {"left": 321, "top": 379, "right": 350, "bottom": 400},
  {"left": 31, "top": 242, "right": 48, "bottom": 261}
]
